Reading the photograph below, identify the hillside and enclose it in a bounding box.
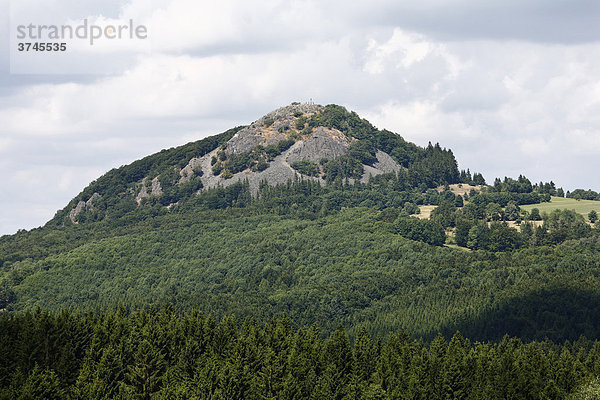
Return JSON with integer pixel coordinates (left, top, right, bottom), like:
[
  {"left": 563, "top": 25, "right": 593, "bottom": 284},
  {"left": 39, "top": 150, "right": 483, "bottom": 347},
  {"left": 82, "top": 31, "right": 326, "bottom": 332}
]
[
  {"left": 4, "top": 204, "right": 600, "bottom": 342},
  {"left": 2, "top": 103, "right": 600, "bottom": 399},
  {"left": 45, "top": 103, "right": 459, "bottom": 228},
  {"left": 1, "top": 103, "right": 598, "bottom": 340},
  {"left": 521, "top": 196, "right": 600, "bottom": 222}
]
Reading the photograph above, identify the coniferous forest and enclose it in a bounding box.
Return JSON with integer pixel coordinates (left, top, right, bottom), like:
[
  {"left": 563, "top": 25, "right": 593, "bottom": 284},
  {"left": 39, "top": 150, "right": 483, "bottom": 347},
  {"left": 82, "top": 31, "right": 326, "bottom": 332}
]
[
  {"left": 2, "top": 104, "right": 600, "bottom": 398},
  {"left": 3, "top": 308, "right": 600, "bottom": 399}
]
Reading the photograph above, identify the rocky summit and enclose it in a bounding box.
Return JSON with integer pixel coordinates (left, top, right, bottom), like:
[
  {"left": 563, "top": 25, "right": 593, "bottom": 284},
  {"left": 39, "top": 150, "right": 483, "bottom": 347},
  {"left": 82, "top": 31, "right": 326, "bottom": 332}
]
[
  {"left": 56, "top": 102, "right": 460, "bottom": 225},
  {"left": 170, "top": 103, "right": 401, "bottom": 195}
]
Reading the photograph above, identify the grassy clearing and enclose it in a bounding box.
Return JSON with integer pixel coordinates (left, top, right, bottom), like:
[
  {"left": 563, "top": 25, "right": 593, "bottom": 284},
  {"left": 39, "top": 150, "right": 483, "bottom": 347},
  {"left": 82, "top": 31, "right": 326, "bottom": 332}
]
[
  {"left": 417, "top": 205, "right": 437, "bottom": 219},
  {"left": 507, "top": 220, "right": 544, "bottom": 232},
  {"left": 418, "top": 196, "right": 600, "bottom": 226},
  {"left": 436, "top": 183, "right": 484, "bottom": 196},
  {"left": 521, "top": 196, "right": 600, "bottom": 222},
  {"left": 444, "top": 243, "right": 471, "bottom": 251}
]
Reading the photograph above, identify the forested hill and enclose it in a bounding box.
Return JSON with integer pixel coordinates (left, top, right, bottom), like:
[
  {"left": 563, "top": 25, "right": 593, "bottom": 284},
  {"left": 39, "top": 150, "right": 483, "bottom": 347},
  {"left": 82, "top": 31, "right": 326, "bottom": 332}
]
[
  {"left": 46, "top": 103, "right": 461, "bottom": 228},
  {"left": 1, "top": 102, "right": 599, "bottom": 345}
]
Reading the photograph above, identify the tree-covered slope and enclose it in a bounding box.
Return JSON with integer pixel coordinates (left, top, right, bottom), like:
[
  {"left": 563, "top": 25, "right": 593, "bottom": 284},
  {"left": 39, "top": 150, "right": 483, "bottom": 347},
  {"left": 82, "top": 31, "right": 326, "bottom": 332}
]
[
  {"left": 3, "top": 205, "right": 600, "bottom": 342},
  {"left": 1, "top": 102, "right": 599, "bottom": 346},
  {"left": 40, "top": 104, "right": 461, "bottom": 228}
]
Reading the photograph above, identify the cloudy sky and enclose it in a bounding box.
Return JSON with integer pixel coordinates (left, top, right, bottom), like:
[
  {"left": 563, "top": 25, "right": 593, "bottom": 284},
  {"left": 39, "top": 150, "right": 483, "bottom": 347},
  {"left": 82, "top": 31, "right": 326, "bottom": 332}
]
[{"left": 1, "top": 0, "right": 599, "bottom": 235}]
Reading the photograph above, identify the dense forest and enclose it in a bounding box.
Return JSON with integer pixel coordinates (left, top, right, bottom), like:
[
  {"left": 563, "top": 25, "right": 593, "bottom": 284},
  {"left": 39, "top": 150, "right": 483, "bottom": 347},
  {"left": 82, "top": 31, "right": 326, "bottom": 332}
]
[
  {"left": 2, "top": 202, "right": 600, "bottom": 338},
  {"left": 2, "top": 104, "right": 600, "bottom": 398},
  {"left": 2, "top": 308, "right": 600, "bottom": 399}
]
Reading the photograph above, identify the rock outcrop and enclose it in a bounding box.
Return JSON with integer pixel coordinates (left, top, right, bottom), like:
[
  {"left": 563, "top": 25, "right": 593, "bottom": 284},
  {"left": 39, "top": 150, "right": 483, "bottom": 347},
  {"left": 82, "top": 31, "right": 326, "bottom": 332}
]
[
  {"left": 133, "top": 103, "right": 403, "bottom": 197},
  {"left": 69, "top": 192, "right": 101, "bottom": 223},
  {"left": 136, "top": 177, "right": 163, "bottom": 204},
  {"left": 286, "top": 127, "right": 352, "bottom": 164}
]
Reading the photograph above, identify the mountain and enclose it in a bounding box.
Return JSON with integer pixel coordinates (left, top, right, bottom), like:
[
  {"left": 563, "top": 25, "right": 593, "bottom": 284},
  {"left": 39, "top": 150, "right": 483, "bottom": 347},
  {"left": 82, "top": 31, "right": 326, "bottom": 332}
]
[
  {"left": 3, "top": 103, "right": 600, "bottom": 398},
  {"left": 48, "top": 103, "right": 459, "bottom": 226},
  {"left": 1, "top": 103, "right": 599, "bottom": 345}
]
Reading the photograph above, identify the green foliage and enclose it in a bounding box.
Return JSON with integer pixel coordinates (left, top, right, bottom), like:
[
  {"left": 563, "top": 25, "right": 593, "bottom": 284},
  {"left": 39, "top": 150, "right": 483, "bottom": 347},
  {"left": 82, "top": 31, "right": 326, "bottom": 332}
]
[
  {"left": 403, "top": 202, "right": 420, "bottom": 215},
  {"left": 4, "top": 104, "right": 600, "bottom": 398},
  {"left": 568, "top": 189, "right": 600, "bottom": 201},
  {"left": 486, "top": 202, "right": 503, "bottom": 221},
  {"left": 17, "top": 364, "right": 64, "bottom": 400},
  {"left": 29, "top": 103, "right": 468, "bottom": 231},
  {"left": 454, "top": 194, "right": 464, "bottom": 208},
  {"left": 459, "top": 170, "right": 486, "bottom": 186},
  {"left": 467, "top": 222, "right": 490, "bottom": 250},
  {"left": 430, "top": 202, "right": 456, "bottom": 228},
  {"left": 290, "top": 160, "right": 320, "bottom": 177},
  {"left": 504, "top": 201, "right": 521, "bottom": 221},
  {"left": 4, "top": 202, "right": 600, "bottom": 342},
  {"left": 487, "top": 222, "right": 524, "bottom": 251},
  {"left": 2, "top": 171, "right": 599, "bottom": 340},
  {"left": 295, "top": 115, "right": 307, "bottom": 130},
  {"left": 276, "top": 138, "right": 295, "bottom": 153},
  {"left": 395, "top": 217, "right": 446, "bottom": 246},
  {"left": 254, "top": 158, "right": 269, "bottom": 172},
  {"left": 221, "top": 169, "right": 233, "bottom": 179},
  {"left": 570, "top": 378, "right": 600, "bottom": 400},
  {"left": 408, "top": 142, "right": 459, "bottom": 187},
  {"left": 454, "top": 218, "right": 473, "bottom": 247},
  {"left": 0, "top": 282, "right": 15, "bottom": 309},
  {"left": 470, "top": 191, "right": 550, "bottom": 207},
  {"left": 539, "top": 209, "right": 592, "bottom": 245},
  {"left": 124, "top": 339, "right": 166, "bottom": 398},
  {"left": 1, "top": 310, "right": 600, "bottom": 399},
  {"left": 521, "top": 196, "right": 600, "bottom": 221},
  {"left": 0, "top": 174, "right": 442, "bottom": 267},
  {"left": 533, "top": 180, "right": 562, "bottom": 196},
  {"left": 306, "top": 105, "right": 459, "bottom": 187},
  {"left": 348, "top": 141, "right": 377, "bottom": 165},
  {"left": 491, "top": 175, "right": 533, "bottom": 193},
  {"left": 321, "top": 155, "right": 364, "bottom": 182},
  {"left": 466, "top": 222, "right": 523, "bottom": 251},
  {"left": 472, "top": 172, "right": 486, "bottom": 185}
]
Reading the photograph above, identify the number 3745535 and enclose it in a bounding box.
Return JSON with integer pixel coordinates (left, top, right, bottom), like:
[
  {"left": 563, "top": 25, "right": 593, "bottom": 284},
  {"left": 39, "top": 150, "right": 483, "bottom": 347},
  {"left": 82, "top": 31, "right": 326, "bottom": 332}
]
[{"left": 17, "top": 43, "right": 67, "bottom": 51}]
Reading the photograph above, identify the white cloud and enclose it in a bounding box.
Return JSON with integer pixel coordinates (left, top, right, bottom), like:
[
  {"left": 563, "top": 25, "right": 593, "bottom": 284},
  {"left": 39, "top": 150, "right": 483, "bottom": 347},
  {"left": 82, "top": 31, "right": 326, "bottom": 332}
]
[
  {"left": 361, "top": 100, "right": 480, "bottom": 143},
  {"left": 364, "top": 30, "right": 433, "bottom": 73},
  {"left": 564, "top": 129, "right": 600, "bottom": 156}
]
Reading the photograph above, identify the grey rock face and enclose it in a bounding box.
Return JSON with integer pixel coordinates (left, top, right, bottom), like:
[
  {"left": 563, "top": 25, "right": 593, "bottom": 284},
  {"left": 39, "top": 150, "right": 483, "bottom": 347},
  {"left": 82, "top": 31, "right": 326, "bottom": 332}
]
[
  {"left": 225, "top": 128, "right": 265, "bottom": 155},
  {"left": 87, "top": 192, "right": 101, "bottom": 205},
  {"left": 199, "top": 142, "right": 323, "bottom": 194},
  {"left": 136, "top": 178, "right": 149, "bottom": 204},
  {"left": 360, "top": 150, "right": 403, "bottom": 183},
  {"left": 226, "top": 104, "right": 322, "bottom": 155},
  {"left": 197, "top": 131, "right": 402, "bottom": 194},
  {"left": 136, "top": 177, "right": 163, "bottom": 204},
  {"left": 69, "top": 202, "right": 86, "bottom": 223},
  {"left": 151, "top": 177, "right": 162, "bottom": 196},
  {"left": 256, "top": 103, "right": 322, "bottom": 127},
  {"left": 69, "top": 192, "right": 102, "bottom": 222},
  {"left": 179, "top": 157, "right": 203, "bottom": 183},
  {"left": 130, "top": 103, "right": 404, "bottom": 202},
  {"left": 286, "top": 127, "right": 352, "bottom": 164}
]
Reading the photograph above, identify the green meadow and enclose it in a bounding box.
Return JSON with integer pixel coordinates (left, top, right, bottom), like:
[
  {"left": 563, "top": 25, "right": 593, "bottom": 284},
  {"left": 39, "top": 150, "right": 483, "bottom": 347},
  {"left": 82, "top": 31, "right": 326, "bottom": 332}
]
[{"left": 522, "top": 196, "right": 600, "bottom": 221}]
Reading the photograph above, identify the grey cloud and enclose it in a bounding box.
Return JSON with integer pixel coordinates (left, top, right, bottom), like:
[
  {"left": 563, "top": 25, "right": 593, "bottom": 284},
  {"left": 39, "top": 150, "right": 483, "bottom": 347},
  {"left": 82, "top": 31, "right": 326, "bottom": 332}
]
[
  {"left": 0, "top": 4, "right": 113, "bottom": 91},
  {"left": 352, "top": 0, "right": 600, "bottom": 44}
]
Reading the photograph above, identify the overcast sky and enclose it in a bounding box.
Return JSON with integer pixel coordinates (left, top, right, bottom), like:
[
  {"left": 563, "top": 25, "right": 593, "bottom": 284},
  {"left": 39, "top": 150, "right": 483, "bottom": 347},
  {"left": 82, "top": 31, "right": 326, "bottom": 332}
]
[{"left": 1, "top": 0, "right": 599, "bottom": 235}]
